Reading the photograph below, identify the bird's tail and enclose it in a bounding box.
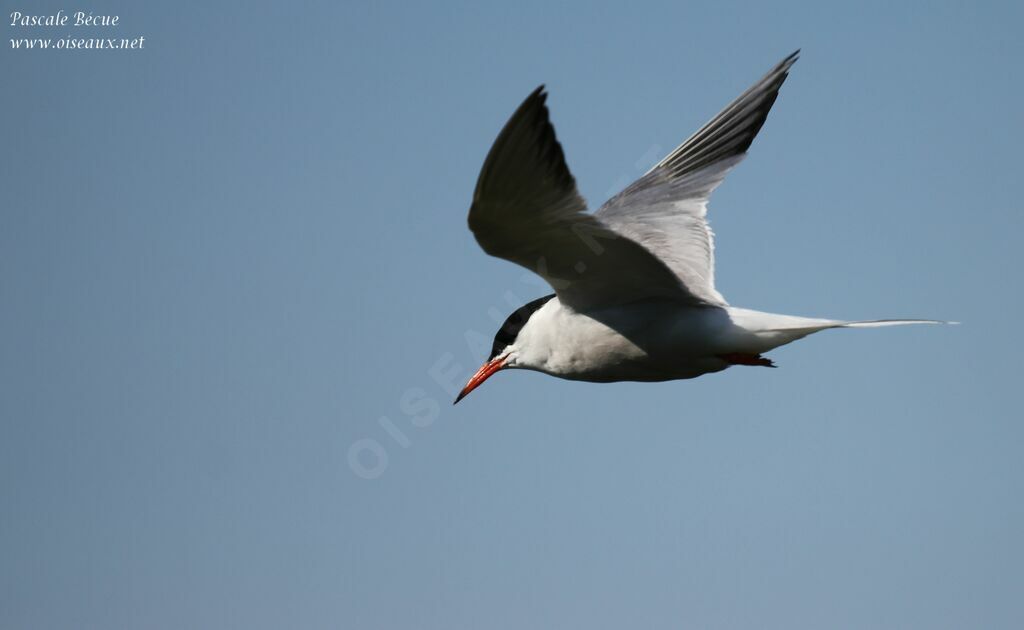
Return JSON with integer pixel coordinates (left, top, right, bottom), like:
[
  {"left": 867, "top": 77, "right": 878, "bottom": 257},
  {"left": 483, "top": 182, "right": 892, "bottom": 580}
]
[
  {"left": 770, "top": 317, "right": 956, "bottom": 339},
  {"left": 725, "top": 308, "right": 956, "bottom": 355},
  {"left": 834, "top": 318, "right": 956, "bottom": 329},
  {"left": 729, "top": 307, "right": 956, "bottom": 336}
]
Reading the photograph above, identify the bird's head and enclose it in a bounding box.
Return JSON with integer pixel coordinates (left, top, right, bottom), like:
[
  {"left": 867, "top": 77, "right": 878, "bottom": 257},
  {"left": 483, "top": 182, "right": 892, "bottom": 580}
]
[{"left": 454, "top": 294, "right": 554, "bottom": 404}]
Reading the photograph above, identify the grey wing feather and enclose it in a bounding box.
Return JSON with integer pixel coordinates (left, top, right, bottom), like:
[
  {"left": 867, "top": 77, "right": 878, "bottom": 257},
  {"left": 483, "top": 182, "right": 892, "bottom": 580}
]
[
  {"left": 468, "top": 86, "right": 708, "bottom": 310},
  {"left": 597, "top": 50, "right": 800, "bottom": 305}
]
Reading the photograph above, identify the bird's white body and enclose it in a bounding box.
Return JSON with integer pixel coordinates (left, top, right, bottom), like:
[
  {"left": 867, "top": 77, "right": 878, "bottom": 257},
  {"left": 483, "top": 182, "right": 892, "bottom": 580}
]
[
  {"left": 510, "top": 298, "right": 747, "bottom": 381},
  {"left": 507, "top": 297, "right": 927, "bottom": 382}
]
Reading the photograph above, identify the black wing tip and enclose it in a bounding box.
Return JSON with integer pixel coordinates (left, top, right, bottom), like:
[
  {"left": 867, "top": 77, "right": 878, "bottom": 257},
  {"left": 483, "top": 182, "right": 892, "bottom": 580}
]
[
  {"left": 471, "top": 80, "right": 582, "bottom": 216},
  {"left": 517, "top": 85, "right": 578, "bottom": 192},
  {"left": 757, "top": 50, "right": 800, "bottom": 92},
  {"left": 774, "top": 49, "right": 801, "bottom": 73},
  {"left": 524, "top": 84, "right": 548, "bottom": 108},
  {"left": 652, "top": 49, "right": 802, "bottom": 177},
  {"left": 768, "top": 49, "right": 800, "bottom": 86},
  {"left": 512, "top": 85, "right": 553, "bottom": 133}
]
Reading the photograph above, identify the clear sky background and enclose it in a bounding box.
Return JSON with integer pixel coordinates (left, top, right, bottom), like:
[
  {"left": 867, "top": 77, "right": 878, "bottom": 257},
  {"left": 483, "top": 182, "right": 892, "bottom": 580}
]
[{"left": 3, "top": 1, "right": 1022, "bottom": 628}]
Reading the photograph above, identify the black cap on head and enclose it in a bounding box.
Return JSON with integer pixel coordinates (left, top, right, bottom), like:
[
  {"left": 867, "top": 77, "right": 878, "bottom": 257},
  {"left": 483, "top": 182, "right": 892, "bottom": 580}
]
[{"left": 489, "top": 294, "right": 555, "bottom": 361}]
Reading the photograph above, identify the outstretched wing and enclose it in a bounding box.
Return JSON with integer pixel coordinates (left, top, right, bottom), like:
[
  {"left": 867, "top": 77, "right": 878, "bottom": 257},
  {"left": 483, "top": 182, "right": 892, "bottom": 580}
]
[
  {"left": 596, "top": 50, "right": 800, "bottom": 305},
  {"left": 468, "top": 86, "right": 707, "bottom": 311}
]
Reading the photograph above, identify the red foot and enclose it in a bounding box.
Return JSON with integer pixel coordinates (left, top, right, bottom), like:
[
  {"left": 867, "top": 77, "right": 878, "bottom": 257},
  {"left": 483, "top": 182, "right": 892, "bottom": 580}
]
[{"left": 718, "top": 353, "right": 776, "bottom": 368}]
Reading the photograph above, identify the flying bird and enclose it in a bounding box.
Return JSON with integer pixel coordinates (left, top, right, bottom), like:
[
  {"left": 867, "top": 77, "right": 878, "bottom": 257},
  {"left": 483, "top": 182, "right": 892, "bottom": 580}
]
[{"left": 455, "top": 51, "right": 945, "bottom": 404}]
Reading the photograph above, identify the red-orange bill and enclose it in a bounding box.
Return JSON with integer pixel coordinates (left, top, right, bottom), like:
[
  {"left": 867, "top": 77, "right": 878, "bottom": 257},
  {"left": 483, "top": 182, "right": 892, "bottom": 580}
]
[{"left": 453, "top": 356, "right": 506, "bottom": 404}]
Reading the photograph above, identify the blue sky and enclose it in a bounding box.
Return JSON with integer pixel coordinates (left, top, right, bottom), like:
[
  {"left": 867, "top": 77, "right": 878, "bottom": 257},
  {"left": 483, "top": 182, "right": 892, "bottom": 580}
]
[{"left": 3, "top": 1, "right": 1022, "bottom": 628}]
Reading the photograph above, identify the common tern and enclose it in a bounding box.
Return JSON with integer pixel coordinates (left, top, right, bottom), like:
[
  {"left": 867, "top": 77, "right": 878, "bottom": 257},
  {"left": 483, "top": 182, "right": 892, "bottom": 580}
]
[{"left": 455, "top": 50, "right": 946, "bottom": 404}]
